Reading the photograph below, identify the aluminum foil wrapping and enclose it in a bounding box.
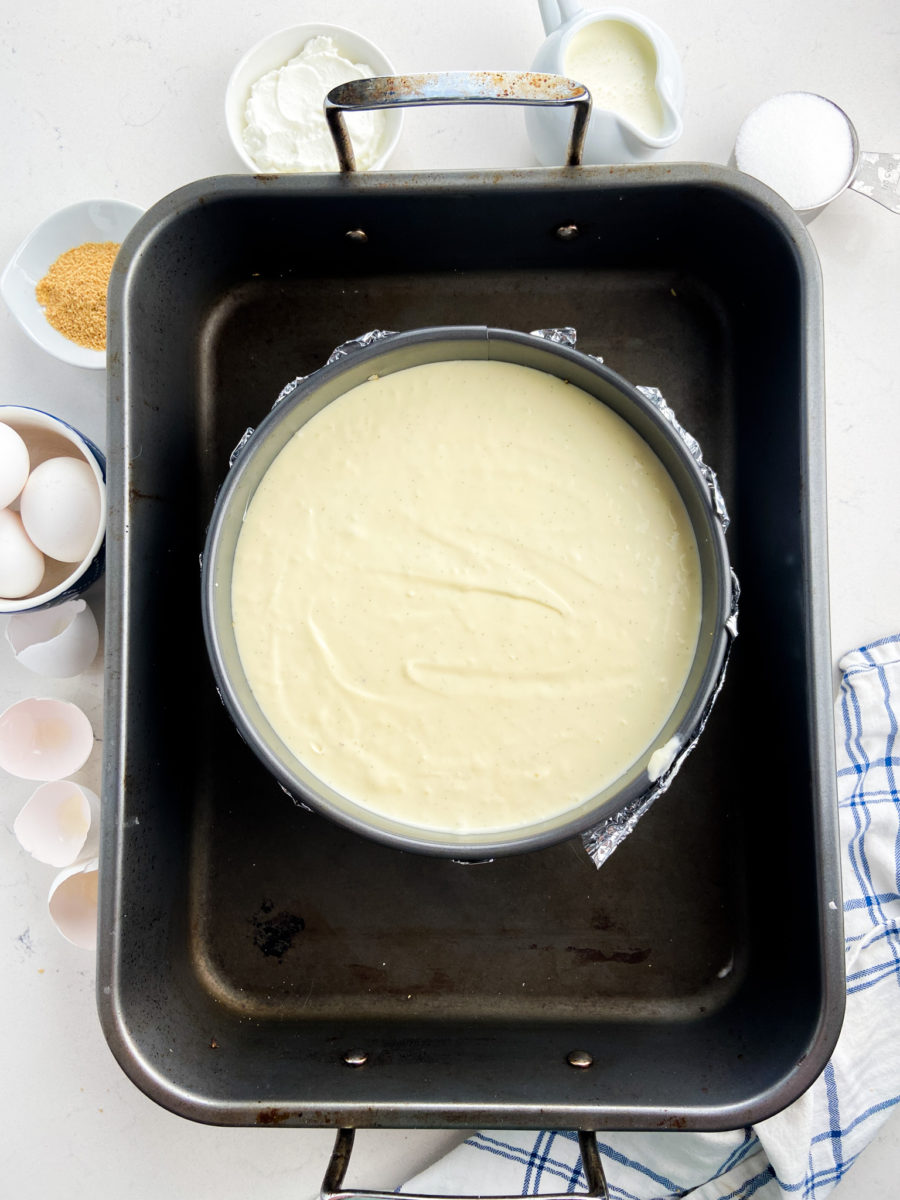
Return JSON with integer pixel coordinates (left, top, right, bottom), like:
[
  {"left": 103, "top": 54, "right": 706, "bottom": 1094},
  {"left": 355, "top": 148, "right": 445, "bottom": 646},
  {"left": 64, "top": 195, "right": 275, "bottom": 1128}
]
[
  {"left": 529, "top": 325, "right": 582, "bottom": 350},
  {"left": 235, "top": 327, "right": 738, "bottom": 869},
  {"left": 634, "top": 385, "right": 730, "bottom": 531},
  {"left": 325, "top": 328, "right": 399, "bottom": 364}
]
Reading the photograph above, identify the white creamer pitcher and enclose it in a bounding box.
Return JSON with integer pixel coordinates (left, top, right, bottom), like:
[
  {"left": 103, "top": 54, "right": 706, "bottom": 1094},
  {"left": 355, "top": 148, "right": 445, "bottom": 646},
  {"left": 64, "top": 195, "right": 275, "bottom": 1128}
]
[{"left": 527, "top": 1, "right": 684, "bottom": 165}]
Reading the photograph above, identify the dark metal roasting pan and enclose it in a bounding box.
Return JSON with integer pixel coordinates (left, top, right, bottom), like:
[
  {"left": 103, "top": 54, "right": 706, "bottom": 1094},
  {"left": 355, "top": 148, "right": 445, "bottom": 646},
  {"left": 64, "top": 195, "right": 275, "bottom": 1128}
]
[{"left": 99, "top": 164, "right": 843, "bottom": 1160}]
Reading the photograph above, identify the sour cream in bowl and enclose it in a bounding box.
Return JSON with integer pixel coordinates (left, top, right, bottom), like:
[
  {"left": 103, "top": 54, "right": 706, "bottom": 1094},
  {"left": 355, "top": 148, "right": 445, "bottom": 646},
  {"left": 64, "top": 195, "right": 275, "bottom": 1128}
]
[{"left": 225, "top": 24, "right": 403, "bottom": 173}]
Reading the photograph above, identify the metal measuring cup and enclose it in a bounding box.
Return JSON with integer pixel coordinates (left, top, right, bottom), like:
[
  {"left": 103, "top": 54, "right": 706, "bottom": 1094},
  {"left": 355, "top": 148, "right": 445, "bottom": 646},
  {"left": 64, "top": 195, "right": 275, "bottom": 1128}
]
[{"left": 734, "top": 92, "right": 899, "bottom": 224}]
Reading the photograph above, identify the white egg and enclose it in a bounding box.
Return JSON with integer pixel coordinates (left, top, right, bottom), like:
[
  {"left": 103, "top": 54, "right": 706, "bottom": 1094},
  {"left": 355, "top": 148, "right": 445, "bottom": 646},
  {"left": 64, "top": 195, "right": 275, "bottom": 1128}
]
[
  {"left": 20, "top": 456, "right": 102, "bottom": 563},
  {"left": 0, "top": 507, "right": 45, "bottom": 598},
  {"left": 0, "top": 422, "right": 30, "bottom": 508}
]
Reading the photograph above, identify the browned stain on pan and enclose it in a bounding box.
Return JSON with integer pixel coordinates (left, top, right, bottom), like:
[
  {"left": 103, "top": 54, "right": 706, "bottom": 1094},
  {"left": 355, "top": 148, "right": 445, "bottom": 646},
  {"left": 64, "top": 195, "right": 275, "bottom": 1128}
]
[
  {"left": 256, "top": 1107, "right": 292, "bottom": 1126},
  {"left": 250, "top": 899, "right": 305, "bottom": 961}
]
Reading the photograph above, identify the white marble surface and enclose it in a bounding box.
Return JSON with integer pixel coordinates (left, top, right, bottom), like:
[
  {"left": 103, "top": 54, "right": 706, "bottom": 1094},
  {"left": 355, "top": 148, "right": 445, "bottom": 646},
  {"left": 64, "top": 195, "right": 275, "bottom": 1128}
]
[{"left": 1, "top": 1, "right": 898, "bottom": 1196}]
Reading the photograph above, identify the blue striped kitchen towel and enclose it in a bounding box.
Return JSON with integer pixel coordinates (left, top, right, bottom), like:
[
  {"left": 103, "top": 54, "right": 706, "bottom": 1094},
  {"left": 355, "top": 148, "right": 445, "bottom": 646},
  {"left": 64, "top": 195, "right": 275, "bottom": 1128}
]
[{"left": 401, "top": 635, "right": 900, "bottom": 1199}]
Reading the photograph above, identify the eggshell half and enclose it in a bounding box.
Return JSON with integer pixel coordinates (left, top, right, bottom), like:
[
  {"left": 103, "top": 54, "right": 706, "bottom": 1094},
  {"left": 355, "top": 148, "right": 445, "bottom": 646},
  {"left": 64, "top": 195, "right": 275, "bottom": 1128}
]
[
  {"left": 0, "top": 696, "right": 93, "bottom": 780},
  {"left": 0, "top": 422, "right": 30, "bottom": 507},
  {"left": 14, "top": 780, "right": 100, "bottom": 867},
  {"left": 48, "top": 857, "right": 99, "bottom": 949},
  {"left": 6, "top": 598, "right": 100, "bottom": 676}
]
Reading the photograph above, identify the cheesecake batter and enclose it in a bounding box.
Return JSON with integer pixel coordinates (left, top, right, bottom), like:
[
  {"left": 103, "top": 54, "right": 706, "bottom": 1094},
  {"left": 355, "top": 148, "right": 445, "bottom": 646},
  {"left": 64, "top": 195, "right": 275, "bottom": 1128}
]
[{"left": 231, "top": 359, "right": 701, "bottom": 834}]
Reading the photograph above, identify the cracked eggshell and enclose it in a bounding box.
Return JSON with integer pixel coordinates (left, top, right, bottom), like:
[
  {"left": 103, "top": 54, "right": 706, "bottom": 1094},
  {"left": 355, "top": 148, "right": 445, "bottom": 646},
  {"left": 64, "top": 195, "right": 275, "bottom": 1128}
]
[
  {"left": 0, "top": 696, "right": 93, "bottom": 780},
  {"left": 6, "top": 598, "right": 99, "bottom": 677},
  {"left": 48, "top": 857, "right": 99, "bottom": 949},
  {"left": 14, "top": 780, "right": 100, "bottom": 867}
]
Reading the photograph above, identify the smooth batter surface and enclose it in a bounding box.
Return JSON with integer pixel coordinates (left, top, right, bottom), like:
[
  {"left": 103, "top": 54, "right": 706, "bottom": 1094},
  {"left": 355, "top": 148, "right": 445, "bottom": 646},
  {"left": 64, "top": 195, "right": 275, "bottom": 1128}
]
[{"left": 232, "top": 360, "right": 701, "bottom": 834}]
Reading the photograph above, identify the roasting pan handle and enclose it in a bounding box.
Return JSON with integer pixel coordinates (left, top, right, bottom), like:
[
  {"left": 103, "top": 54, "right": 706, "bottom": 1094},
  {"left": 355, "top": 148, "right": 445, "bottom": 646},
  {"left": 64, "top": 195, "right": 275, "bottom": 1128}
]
[
  {"left": 324, "top": 71, "right": 590, "bottom": 171},
  {"left": 320, "top": 1128, "right": 609, "bottom": 1199}
]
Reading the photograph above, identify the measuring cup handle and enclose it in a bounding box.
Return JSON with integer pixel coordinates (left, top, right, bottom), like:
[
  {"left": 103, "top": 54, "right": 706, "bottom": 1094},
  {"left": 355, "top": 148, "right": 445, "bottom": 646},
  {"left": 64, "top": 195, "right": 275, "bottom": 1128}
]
[
  {"left": 324, "top": 70, "right": 591, "bottom": 172},
  {"left": 850, "top": 152, "right": 900, "bottom": 214},
  {"left": 320, "top": 1128, "right": 610, "bottom": 1199}
]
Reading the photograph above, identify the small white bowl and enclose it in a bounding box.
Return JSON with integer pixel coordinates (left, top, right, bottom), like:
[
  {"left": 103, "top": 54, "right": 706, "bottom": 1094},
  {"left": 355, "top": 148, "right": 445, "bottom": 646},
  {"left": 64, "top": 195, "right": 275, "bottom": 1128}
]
[
  {"left": 1, "top": 198, "right": 143, "bottom": 369},
  {"left": 225, "top": 23, "right": 402, "bottom": 173},
  {"left": 0, "top": 407, "right": 106, "bottom": 613}
]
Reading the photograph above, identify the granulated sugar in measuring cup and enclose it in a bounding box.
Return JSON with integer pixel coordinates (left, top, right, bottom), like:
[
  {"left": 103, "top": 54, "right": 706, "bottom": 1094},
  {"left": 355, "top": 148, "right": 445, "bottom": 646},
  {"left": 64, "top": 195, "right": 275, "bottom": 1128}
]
[{"left": 734, "top": 92, "right": 899, "bottom": 222}]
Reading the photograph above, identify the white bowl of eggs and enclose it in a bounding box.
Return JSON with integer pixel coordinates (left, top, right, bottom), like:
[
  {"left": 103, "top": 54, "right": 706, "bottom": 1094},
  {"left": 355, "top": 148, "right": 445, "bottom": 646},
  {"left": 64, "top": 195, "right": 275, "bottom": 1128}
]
[{"left": 0, "top": 407, "right": 106, "bottom": 613}]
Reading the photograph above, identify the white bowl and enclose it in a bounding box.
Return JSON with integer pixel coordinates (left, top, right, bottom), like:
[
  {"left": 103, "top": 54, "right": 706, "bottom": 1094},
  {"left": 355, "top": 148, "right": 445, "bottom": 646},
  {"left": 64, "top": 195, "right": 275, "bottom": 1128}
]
[
  {"left": 1, "top": 198, "right": 143, "bottom": 369},
  {"left": 225, "top": 23, "right": 403, "bottom": 173}
]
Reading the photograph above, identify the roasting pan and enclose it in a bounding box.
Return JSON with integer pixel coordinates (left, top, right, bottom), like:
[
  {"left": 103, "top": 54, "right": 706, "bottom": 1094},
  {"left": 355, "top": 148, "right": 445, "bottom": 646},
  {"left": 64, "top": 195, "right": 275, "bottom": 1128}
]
[{"left": 99, "top": 163, "right": 843, "bottom": 1142}]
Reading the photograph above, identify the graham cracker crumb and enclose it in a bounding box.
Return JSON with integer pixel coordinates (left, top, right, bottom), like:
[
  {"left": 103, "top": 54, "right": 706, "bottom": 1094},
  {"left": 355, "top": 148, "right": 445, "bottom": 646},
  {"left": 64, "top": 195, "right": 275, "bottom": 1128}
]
[{"left": 35, "top": 241, "right": 120, "bottom": 351}]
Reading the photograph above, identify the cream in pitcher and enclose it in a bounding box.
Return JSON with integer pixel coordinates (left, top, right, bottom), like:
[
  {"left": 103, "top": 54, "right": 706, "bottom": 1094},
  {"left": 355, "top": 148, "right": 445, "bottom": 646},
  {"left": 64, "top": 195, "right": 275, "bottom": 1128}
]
[
  {"left": 564, "top": 18, "right": 665, "bottom": 138},
  {"left": 527, "top": 2, "right": 684, "bottom": 164}
]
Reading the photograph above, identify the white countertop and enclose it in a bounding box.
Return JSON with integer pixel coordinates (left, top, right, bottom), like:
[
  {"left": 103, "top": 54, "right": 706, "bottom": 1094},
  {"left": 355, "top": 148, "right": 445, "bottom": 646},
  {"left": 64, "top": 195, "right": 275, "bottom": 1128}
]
[{"left": 1, "top": 1, "right": 898, "bottom": 1196}]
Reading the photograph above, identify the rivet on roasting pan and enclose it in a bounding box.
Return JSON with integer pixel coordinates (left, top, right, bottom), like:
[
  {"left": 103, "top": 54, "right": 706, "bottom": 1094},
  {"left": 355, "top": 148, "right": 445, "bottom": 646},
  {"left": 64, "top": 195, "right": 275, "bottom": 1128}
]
[
  {"left": 345, "top": 229, "right": 368, "bottom": 243},
  {"left": 555, "top": 224, "right": 580, "bottom": 240},
  {"left": 342, "top": 1049, "right": 369, "bottom": 1067},
  {"left": 567, "top": 1049, "right": 594, "bottom": 1068}
]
